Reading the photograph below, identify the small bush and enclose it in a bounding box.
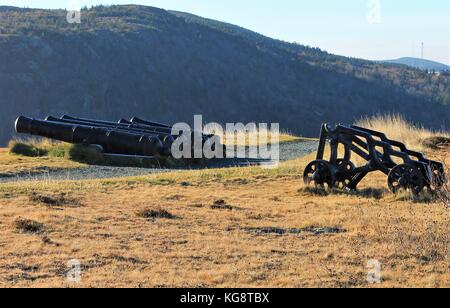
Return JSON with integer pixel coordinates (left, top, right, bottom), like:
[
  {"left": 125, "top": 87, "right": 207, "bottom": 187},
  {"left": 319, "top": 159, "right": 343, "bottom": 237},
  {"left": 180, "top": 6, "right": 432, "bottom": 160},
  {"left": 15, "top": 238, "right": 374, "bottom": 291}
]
[
  {"left": 422, "top": 136, "right": 450, "bottom": 149},
  {"left": 211, "top": 199, "right": 234, "bottom": 210},
  {"left": 137, "top": 208, "right": 177, "bottom": 220},
  {"left": 67, "top": 144, "right": 105, "bottom": 164},
  {"left": 8, "top": 139, "right": 71, "bottom": 158},
  {"left": 14, "top": 218, "right": 45, "bottom": 234},
  {"left": 29, "top": 192, "right": 80, "bottom": 208},
  {"left": 47, "top": 143, "right": 71, "bottom": 158},
  {"left": 9, "top": 140, "right": 103, "bottom": 163},
  {"left": 8, "top": 141, "right": 47, "bottom": 157}
]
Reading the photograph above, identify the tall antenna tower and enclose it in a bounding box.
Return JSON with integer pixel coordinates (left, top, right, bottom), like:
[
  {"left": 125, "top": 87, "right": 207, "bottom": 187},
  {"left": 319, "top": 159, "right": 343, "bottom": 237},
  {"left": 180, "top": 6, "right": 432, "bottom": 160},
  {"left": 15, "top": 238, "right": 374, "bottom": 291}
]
[{"left": 421, "top": 42, "right": 424, "bottom": 59}]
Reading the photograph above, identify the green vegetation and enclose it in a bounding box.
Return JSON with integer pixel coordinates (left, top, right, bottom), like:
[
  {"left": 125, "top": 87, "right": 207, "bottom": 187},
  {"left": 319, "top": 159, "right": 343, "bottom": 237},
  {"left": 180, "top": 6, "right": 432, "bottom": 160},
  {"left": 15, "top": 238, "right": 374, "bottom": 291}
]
[
  {"left": 66, "top": 144, "right": 105, "bottom": 164},
  {"left": 0, "top": 5, "right": 164, "bottom": 35},
  {"left": 8, "top": 140, "right": 107, "bottom": 164},
  {"left": 8, "top": 141, "right": 49, "bottom": 157},
  {"left": 9, "top": 140, "right": 78, "bottom": 157}
]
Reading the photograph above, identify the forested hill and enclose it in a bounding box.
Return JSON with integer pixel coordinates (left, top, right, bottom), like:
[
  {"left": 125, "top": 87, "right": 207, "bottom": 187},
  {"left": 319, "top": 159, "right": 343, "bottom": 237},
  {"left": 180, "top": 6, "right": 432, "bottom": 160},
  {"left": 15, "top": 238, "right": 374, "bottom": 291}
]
[
  {"left": 384, "top": 57, "right": 450, "bottom": 72},
  {"left": 0, "top": 5, "right": 449, "bottom": 145}
]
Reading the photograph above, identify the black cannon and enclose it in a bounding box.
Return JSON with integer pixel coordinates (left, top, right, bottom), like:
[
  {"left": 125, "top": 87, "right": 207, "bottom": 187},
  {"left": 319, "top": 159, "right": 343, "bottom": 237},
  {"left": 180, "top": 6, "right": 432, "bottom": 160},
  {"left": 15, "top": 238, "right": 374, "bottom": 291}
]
[
  {"left": 15, "top": 116, "right": 165, "bottom": 156},
  {"left": 304, "top": 124, "right": 447, "bottom": 195},
  {"left": 60, "top": 115, "right": 173, "bottom": 134},
  {"left": 15, "top": 115, "right": 224, "bottom": 159}
]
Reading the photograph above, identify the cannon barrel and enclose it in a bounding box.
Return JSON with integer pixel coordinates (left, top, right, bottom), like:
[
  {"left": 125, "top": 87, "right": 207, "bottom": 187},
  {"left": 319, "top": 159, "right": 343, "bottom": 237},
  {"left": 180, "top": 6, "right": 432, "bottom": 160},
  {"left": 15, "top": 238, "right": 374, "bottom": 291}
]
[
  {"left": 15, "top": 116, "right": 164, "bottom": 157},
  {"left": 46, "top": 116, "right": 172, "bottom": 138},
  {"left": 60, "top": 115, "right": 213, "bottom": 146},
  {"left": 61, "top": 115, "right": 213, "bottom": 141},
  {"left": 118, "top": 119, "right": 132, "bottom": 125},
  {"left": 61, "top": 115, "right": 173, "bottom": 135},
  {"left": 46, "top": 116, "right": 175, "bottom": 155},
  {"left": 130, "top": 117, "right": 171, "bottom": 129}
]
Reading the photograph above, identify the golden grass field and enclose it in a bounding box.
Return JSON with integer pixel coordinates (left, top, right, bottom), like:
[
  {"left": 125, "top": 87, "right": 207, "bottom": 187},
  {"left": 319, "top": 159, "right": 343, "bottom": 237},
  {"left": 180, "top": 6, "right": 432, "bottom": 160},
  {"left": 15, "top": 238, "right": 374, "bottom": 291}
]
[{"left": 0, "top": 116, "right": 448, "bottom": 288}]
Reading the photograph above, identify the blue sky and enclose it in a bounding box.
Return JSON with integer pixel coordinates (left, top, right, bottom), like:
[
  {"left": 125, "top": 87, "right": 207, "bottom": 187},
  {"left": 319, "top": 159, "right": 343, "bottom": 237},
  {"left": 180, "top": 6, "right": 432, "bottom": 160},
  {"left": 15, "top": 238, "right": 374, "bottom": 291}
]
[{"left": 2, "top": 0, "right": 449, "bottom": 64}]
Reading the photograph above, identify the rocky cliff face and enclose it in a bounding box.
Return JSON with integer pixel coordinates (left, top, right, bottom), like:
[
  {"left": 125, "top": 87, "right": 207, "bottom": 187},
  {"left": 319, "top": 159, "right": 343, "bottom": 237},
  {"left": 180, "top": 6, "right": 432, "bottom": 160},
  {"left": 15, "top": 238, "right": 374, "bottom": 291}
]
[{"left": 0, "top": 5, "right": 449, "bottom": 144}]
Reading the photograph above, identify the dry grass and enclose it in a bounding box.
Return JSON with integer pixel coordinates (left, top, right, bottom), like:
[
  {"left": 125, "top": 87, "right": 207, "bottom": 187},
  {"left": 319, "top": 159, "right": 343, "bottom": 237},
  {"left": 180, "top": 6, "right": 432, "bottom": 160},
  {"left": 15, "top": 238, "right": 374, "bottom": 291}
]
[
  {"left": 0, "top": 148, "right": 84, "bottom": 177},
  {"left": 6, "top": 138, "right": 92, "bottom": 172},
  {"left": 356, "top": 114, "right": 450, "bottom": 151},
  {"left": 0, "top": 147, "right": 448, "bottom": 288},
  {"left": 204, "top": 124, "right": 312, "bottom": 147}
]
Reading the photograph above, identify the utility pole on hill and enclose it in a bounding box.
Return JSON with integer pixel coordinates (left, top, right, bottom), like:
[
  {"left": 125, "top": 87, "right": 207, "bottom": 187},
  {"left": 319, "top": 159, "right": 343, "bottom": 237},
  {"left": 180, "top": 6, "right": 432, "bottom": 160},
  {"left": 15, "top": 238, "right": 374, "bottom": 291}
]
[{"left": 421, "top": 42, "right": 424, "bottom": 59}]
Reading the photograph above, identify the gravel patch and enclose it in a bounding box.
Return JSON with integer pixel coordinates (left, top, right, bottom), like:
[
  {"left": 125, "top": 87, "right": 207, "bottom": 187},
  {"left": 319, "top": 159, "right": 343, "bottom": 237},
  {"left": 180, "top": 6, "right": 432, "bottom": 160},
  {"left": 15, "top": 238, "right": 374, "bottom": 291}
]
[
  {"left": 0, "top": 165, "right": 172, "bottom": 183},
  {"left": 0, "top": 140, "right": 318, "bottom": 183}
]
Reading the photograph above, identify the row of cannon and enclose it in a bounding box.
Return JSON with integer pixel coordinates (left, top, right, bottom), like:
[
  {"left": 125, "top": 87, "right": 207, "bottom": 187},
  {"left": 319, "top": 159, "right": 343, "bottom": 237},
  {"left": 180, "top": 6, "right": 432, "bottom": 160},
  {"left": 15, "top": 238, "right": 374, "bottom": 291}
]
[{"left": 15, "top": 115, "right": 217, "bottom": 158}]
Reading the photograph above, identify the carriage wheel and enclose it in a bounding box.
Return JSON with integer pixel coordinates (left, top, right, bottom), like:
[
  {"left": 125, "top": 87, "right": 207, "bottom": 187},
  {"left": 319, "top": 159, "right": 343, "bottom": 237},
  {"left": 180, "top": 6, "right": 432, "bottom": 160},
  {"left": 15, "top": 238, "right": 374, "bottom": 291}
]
[
  {"left": 335, "top": 159, "right": 355, "bottom": 189},
  {"left": 430, "top": 164, "right": 447, "bottom": 190},
  {"left": 303, "top": 160, "right": 336, "bottom": 189},
  {"left": 388, "top": 164, "right": 425, "bottom": 195}
]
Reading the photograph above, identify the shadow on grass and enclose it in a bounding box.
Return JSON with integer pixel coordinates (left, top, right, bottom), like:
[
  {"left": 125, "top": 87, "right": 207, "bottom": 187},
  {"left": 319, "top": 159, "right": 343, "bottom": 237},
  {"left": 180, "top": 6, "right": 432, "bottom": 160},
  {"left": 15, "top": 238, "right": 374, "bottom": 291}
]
[
  {"left": 300, "top": 185, "right": 446, "bottom": 204},
  {"left": 392, "top": 190, "right": 440, "bottom": 204},
  {"left": 299, "top": 186, "right": 387, "bottom": 200}
]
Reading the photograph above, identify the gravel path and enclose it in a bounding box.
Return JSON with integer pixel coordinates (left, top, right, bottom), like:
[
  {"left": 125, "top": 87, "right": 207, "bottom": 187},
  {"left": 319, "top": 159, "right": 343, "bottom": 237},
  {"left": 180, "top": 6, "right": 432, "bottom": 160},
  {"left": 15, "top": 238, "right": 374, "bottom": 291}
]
[{"left": 0, "top": 140, "right": 318, "bottom": 183}]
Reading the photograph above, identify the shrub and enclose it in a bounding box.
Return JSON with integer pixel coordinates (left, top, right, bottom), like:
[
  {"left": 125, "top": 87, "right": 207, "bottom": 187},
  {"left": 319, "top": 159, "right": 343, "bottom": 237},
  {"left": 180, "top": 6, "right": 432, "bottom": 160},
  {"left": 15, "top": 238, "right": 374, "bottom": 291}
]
[
  {"left": 14, "top": 218, "right": 45, "bottom": 234},
  {"left": 46, "top": 143, "right": 72, "bottom": 158},
  {"left": 67, "top": 144, "right": 105, "bottom": 164},
  {"left": 137, "top": 208, "right": 176, "bottom": 220},
  {"left": 8, "top": 140, "right": 47, "bottom": 157}
]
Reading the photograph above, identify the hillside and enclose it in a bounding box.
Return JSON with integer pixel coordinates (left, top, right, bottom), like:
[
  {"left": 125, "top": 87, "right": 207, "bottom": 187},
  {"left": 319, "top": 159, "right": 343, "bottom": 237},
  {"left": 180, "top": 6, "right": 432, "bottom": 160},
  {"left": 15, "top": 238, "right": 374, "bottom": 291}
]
[
  {"left": 0, "top": 5, "right": 450, "bottom": 145},
  {"left": 384, "top": 57, "right": 450, "bottom": 72}
]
